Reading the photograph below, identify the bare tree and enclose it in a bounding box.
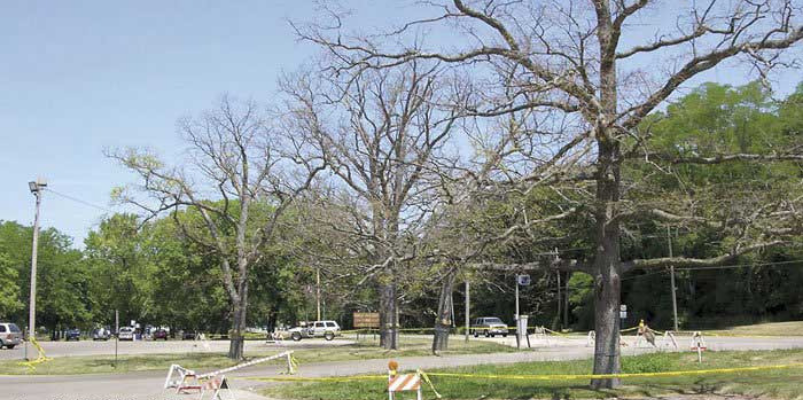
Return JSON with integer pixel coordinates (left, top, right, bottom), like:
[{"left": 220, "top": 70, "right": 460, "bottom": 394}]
[
  {"left": 109, "top": 96, "right": 324, "bottom": 360},
  {"left": 297, "top": 0, "right": 803, "bottom": 387},
  {"left": 281, "top": 62, "right": 458, "bottom": 350}
]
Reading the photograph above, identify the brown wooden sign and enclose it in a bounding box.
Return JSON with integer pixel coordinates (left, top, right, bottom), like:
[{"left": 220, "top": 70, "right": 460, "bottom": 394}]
[{"left": 353, "top": 312, "right": 380, "bottom": 328}]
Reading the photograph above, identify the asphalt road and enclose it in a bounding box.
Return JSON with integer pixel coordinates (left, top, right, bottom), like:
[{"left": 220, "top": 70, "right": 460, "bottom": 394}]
[
  {"left": 0, "top": 338, "right": 354, "bottom": 361},
  {"left": 2, "top": 335, "right": 803, "bottom": 400}
]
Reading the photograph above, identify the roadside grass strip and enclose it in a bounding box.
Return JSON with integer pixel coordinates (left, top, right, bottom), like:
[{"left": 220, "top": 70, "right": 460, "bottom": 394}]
[
  {"left": 0, "top": 337, "right": 511, "bottom": 375},
  {"left": 261, "top": 351, "right": 803, "bottom": 400},
  {"left": 250, "top": 362, "right": 803, "bottom": 383}
]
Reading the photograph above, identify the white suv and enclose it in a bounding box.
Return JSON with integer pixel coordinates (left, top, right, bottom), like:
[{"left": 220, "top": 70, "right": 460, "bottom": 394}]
[
  {"left": 288, "top": 321, "right": 341, "bottom": 341},
  {"left": 0, "top": 322, "right": 23, "bottom": 349}
]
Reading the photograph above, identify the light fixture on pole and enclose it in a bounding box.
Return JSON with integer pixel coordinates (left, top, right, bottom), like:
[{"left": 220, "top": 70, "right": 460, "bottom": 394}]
[{"left": 27, "top": 178, "right": 47, "bottom": 361}]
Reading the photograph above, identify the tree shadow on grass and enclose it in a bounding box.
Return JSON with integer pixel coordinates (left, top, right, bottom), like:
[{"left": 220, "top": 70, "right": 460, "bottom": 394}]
[{"left": 617, "top": 378, "right": 724, "bottom": 400}]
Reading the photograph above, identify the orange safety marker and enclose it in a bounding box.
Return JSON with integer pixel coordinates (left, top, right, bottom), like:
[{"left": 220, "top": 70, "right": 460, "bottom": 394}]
[{"left": 387, "top": 360, "right": 422, "bottom": 400}]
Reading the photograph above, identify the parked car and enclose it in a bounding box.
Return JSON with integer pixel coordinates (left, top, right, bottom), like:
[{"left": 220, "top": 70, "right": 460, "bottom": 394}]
[
  {"left": 471, "top": 317, "right": 509, "bottom": 338},
  {"left": 66, "top": 328, "right": 82, "bottom": 341},
  {"left": 154, "top": 329, "right": 169, "bottom": 340},
  {"left": 118, "top": 327, "right": 135, "bottom": 341},
  {"left": 288, "top": 321, "right": 341, "bottom": 341},
  {"left": 0, "top": 322, "right": 22, "bottom": 349},
  {"left": 92, "top": 328, "right": 111, "bottom": 341},
  {"left": 182, "top": 330, "right": 197, "bottom": 340}
]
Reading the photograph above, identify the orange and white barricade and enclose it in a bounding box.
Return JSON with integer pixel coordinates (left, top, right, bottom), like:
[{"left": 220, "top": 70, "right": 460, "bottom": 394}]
[
  {"left": 387, "top": 360, "right": 421, "bottom": 400},
  {"left": 388, "top": 373, "right": 422, "bottom": 400},
  {"left": 165, "top": 351, "right": 296, "bottom": 395},
  {"left": 200, "top": 375, "right": 234, "bottom": 400}
]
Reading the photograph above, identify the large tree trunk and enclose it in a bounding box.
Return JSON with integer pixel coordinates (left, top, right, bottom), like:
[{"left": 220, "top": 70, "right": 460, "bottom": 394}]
[
  {"left": 228, "top": 281, "right": 248, "bottom": 360},
  {"left": 380, "top": 281, "right": 399, "bottom": 350},
  {"left": 432, "top": 271, "right": 456, "bottom": 353},
  {"left": 590, "top": 138, "right": 623, "bottom": 389}
]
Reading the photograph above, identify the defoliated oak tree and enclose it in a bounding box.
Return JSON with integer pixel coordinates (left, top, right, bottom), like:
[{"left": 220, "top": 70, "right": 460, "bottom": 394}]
[
  {"left": 110, "top": 96, "right": 324, "bottom": 360},
  {"left": 297, "top": 0, "right": 803, "bottom": 387}
]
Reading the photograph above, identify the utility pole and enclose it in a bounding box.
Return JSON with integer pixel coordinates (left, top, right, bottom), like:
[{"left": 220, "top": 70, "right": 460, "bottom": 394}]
[
  {"left": 27, "top": 178, "right": 46, "bottom": 361},
  {"left": 316, "top": 267, "right": 321, "bottom": 321},
  {"left": 464, "top": 280, "right": 470, "bottom": 342},
  {"left": 668, "top": 226, "right": 679, "bottom": 332},
  {"left": 114, "top": 309, "right": 119, "bottom": 368},
  {"left": 515, "top": 277, "right": 520, "bottom": 349}
]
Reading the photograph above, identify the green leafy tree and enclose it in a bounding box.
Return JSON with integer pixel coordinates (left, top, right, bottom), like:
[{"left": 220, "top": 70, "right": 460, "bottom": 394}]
[{"left": 0, "top": 252, "right": 22, "bottom": 318}]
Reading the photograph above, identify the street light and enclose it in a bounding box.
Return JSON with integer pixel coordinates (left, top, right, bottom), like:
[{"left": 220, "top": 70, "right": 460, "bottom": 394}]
[{"left": 27, "top": 178, "right": 46, "bottom": 360}]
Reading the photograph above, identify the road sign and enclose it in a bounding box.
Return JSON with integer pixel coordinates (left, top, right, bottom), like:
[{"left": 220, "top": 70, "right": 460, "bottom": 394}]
[
  {"left": 516, "top": 274, "right": 531, "bottom": 286},
  {"left": 353, "top": 312, "right": 380, "bottom": 328}
]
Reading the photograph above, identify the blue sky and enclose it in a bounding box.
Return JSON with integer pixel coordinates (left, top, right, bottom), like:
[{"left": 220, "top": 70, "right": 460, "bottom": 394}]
[
  {"left": 2, "top": 1, "right": 800, "bottom": 247},
  {"left": 0, "top": 1, "right": 374, "bottom": 246}
]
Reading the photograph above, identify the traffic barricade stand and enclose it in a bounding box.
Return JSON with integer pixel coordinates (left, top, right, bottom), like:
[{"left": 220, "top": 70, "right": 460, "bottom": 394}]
[
  {"left": 267, "top": 330, "right": 286, "bottom": 345},
  {"left": 386, "top": 360, "right": 441, "bottom": 400},
  {"left": 387, "top": 360, "right": 422, "bottom": 400},
  {"left": 533, "top": 326, "right": 549, "bottom": 345},
  {"left": 164, "top": 364, "right": 200, "bottom": 393},
  {"left": 200, "top": 374, "right": 234, "bottom": 400},
  {"left": 165, "top": 351, "right": 297, "bottom": 393},
  {"left": 690, "top": 331, "right": 707, "bottom": 363},
  {"left": 660, "top": 331, "right": 679, "bottom": 350}
]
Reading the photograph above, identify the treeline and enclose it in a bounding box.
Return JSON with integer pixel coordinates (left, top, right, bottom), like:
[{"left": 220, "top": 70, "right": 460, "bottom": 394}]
[{"left": 2, "top": 81, "right": 803, "bottom": 338}]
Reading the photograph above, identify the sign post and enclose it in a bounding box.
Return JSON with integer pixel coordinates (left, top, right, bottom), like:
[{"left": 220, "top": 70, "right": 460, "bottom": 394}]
[
  {"left": 515, "top": 274, "right": 530, "bottom": 349},
  {"left": 619, "top": 304, "right": 627, "bottom": 330},
  {"left": 115, "top": 310, "right": 119, "bottom": 368}
]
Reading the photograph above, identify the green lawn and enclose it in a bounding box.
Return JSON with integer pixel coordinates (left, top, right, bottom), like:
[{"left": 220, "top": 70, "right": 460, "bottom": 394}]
[
  {"left": 698, "top": 321, "right": 803, "bottom": 337},
  {"left": 263, "top": 350, "right": 803, "bottom": 400},
  {"left": 0, "top": 335, "right": 511, "bottom": 375},
  {"left": 1, "top": 352, "right": 244, "bottom": 375}
]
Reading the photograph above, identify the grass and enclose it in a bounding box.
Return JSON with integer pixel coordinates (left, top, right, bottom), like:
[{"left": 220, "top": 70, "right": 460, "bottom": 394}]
[
  {"left": 0, "top": 352, "right": 244, "bottom": 376},
  {"left": 263, "top": 349, "right": 803, "bottom": 400},
  {"left": 699, "top": 321, "right": 803, "bottom": 337},
  {"left": 0, "top": 334, "right": 511, "bottom": 375}
]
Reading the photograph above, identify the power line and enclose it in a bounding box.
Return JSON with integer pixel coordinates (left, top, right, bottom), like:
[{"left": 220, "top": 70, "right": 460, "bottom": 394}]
[{"left": 45, "top": 188, "right": 115, "bottom": 213}]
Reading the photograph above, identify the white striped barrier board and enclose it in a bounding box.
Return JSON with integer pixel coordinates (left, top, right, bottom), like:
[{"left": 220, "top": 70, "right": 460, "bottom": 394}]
[
  {"left": 388, "top": 373, "right": 422, "bottom": 400},
  {"left": 165, "top": 351, "right": 296, "bottom": 393},
  {"left": 198, "top": 351, "right": 295, "bottom": 378}
]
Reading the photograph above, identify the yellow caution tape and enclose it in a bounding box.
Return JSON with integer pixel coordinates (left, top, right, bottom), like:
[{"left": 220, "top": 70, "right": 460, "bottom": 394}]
[
  {"left": 248, "top": 363, "right": 803, "bottom": 383},
  {"left": 287, "top": 354, "right": 300, "bottom": 375},
  {"left": 426, "top": 363, "right": 803, "bottom": 380},
  {"left": 698, "top": 332, "right": 795, "bottom": 338},
  {"left": 542, "top": 328, "right": 575, "bottom": 337},
  {"left": 250, "top": 375, "right": 387, "bottom": 382},
  {"left": 18, "top": 338, "right": 53, "bottom": 371},
  {"left": 418, "top": 369, "right": 442, "bottom": 399}
]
